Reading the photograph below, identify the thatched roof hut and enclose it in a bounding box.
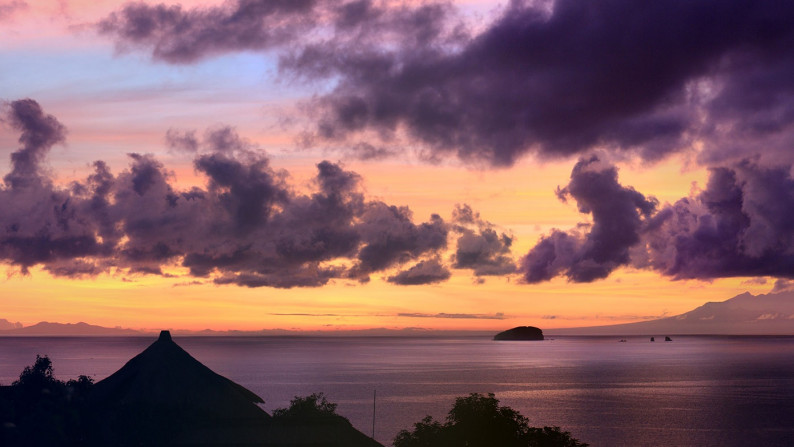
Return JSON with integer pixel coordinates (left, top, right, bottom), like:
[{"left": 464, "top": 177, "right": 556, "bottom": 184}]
[
  {"left": 89, "top": 330, "right": 270, "bottom": 446},
  {"left": 88, "top": 331, "right": 383, "bottom": 447}
]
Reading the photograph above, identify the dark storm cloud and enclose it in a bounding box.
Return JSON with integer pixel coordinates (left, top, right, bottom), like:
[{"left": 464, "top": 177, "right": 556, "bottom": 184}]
[
  {"left": 97, "top": 0, "right": 319, "bottom": 63},
  {"left": 0, "top": 100, "right": 91, "bottom": 273},
  {"left": 451, "top": 204, "right": 516, "bottom": 277},
  {"left": 0, "top": 99, "right": 456, "bottom": 287},
  {"left": 99, "top": 0, "right": 794, "bottom": 166},
  {"left": 351, "top": 205, "right": 447, "bottom": 280},
  {"left": 387, "top": 257, "right": 450, "bottom": 285},
  {"left": 2, "top": 99, "right": 67, "bottom": 189},
  {"left": 524, "top": 157, "right": 794, "bottom": 283},
  {"left": 639, "top": 161, "right": 794, "bottom": 280},
  {"left": 521, "top": 156, "right": 657, "bottom": 283},
  {"left": 289, "top": 0, "right": 794, "bottom": 165},
  {"left": 194, "top": 151, "right": 288, "bottom": 229}
]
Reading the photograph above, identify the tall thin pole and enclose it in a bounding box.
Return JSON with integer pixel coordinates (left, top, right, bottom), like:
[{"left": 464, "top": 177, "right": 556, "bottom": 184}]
[{"left": 372, "top": 389, "right": 376, "bottom": 439}]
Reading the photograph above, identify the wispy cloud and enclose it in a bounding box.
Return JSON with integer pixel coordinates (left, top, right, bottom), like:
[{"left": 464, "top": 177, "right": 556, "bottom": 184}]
[
  {"left": 772, "top": 279, "right": 794, "bottom": 293},
  {"left": 398, "top": 312, "right": 506, "bottom": 320},
  {"left": 269, "top": 313, "right": 366, "bottom": 317},
  {"left": 0, "top": 1, "right": 27, "bottom": 21}
]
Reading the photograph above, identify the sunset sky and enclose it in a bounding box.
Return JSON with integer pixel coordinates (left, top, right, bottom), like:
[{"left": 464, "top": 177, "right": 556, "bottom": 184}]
[{"left": 2, "top": 0, "right": 793, "bottom": 332}]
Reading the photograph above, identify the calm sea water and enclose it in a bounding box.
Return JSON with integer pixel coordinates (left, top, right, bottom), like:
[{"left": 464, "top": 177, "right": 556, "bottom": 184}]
[{"left": 1, "top": 335, "right": 793, "bottom": 446}]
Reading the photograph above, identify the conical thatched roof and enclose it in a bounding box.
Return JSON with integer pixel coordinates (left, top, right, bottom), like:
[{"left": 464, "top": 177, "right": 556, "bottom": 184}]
[
  {"left": 92, "top": 330, "right": 265, "bottom": 413},
  {"left": 87, "top": 331, "right": 383, "bottom": 447},
  {"left": 89, "top": 331, "right": 270, "bottom": 446}
]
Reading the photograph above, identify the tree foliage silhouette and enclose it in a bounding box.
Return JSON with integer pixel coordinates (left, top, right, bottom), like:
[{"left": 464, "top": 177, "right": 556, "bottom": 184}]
[
  {"left": 1, "top": 355, "right": 94, "bottom": 447},
  {"left": 273, "top": 392, "right": 339, "bottom": 419},
  {"left": 394, "top": 393, "right": 588, "bottom": 447}
]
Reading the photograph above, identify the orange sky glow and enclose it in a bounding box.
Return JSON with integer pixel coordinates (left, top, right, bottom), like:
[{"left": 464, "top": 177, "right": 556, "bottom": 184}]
[{"left": 1, "top": 0, "right": 791, "bottom": 333}]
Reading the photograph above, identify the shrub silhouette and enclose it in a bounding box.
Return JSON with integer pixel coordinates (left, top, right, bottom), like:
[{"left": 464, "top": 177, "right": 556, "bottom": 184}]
[
  {"left": 1, "top": 355, "right": 94, "bottom": 447},
  {"left": 393, "top": 393, "right": 588, "bottom": 447},
  {"left": 268, "top": 393, "right": 382, "bottom": 446},
  {"left": 273, "top": 392, "right": 339, "bottom": 419}
]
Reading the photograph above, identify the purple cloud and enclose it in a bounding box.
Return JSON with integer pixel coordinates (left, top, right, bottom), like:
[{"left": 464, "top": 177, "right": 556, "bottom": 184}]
[
  {"left": 0, "top": 99, "right": 454, "bottom": 287},
  {"left": 451, "top": 204, "right": 516, "bottom": 277},
  {"left": 98, "top": 0, "right": 794, "bottom": 168},
  {"left": 387, "top": 257, "right": 451, "bottom": 285},
  {"left": 523, "top": 157, "right": 794, "bottom": 284},
  {"left": 641, "top": 161, "right": 794, "bottom": 280},
  {"left": 288, "top": 0, "right": 794, "bottom": 166},
  {"left": 2, "top": 99, "right": 67, "bottom": 189},
  {"left": 521, "top": 156, "right": 657, "bottom": 282},
  {"left": 97, "top": 0, "right": 319, "bottom": 63}
]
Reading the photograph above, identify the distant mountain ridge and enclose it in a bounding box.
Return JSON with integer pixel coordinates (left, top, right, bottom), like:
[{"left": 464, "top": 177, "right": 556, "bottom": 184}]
[
  {"left": 0, "top": 319, "right": 22, "bottom": 331},
  {"left": 548, "top": 290, "right": 794, "bottom": 335},
  {"left": 0, "top": 322, "right": 493, "bottom": 337},
  {"left": 0, "top": 321, "right": 141, "bottom": 336},
  {"left": 4, "top": 290, "right": 794, "bottom": 336}
]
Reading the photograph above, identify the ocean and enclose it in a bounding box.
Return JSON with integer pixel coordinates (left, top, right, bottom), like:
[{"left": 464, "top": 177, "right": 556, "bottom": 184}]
[{"left": 1, "top": 335, "right": 793, "bottom": 446}]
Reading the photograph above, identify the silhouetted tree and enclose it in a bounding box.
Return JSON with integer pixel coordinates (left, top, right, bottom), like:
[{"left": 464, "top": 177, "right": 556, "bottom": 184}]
[
  {"left": 394, "top": 393, "right": 588, "bottom": 447},
  {"left": 0, "top": 355, "right": 94, "bottom": 447},
  {"left": 15, "top": 355, "right": 56, "bottom": 387},
  {"left": 269, "top": 393, "right": 382, "bottom": 446},
  {"left": 273, "top": 392, "right": 339, "bottom": 419}
]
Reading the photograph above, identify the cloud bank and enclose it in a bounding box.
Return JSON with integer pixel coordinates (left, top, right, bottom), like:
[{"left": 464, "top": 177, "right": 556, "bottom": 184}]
[
  {"left": 4, "top": 99, "right": 794, "bottom": 288},
  {"left": 100, "top": 0, "right": 794, "bottom": 167},
  {"left": 10, "top": 0, "right": 794, "bottom": 288},
  {"left": 521, "top": 156, "right": 794, "bottom": 283},
  {"left": 1, "top": 99, "right": 511, "bottom": 288},
  {"left": 522, "top": 156, "right": 657, "bottom": 282},
  {"left": 639, "top": 161, "right": 794, "bottom": 280}
]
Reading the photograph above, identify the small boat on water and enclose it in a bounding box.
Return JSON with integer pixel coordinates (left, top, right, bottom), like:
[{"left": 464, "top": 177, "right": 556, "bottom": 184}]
[
  {"left": 650, "top": 337, "right": 655, "bottom": 342},
  {"left": 665, "top": 336, "right": 673, "bottom": 342}
]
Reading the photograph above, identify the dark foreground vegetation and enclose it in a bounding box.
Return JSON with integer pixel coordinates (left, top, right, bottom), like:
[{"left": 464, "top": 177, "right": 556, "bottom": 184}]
[
  {"left": 1, "top": 335, "right": 587, "bottom": 446},
  {"left": 0, "top": 359, "right": 378, "bottom": 447},
  {"left": 395, "top": 393, "right": 587, "bottom": 447},
  {"left": 0, "top": 355, "right": 94, "bottom": 446}
]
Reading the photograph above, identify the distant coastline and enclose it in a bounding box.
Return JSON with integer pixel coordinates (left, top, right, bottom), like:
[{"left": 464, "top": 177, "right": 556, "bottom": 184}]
[
  {"left": 0, "top": 322, "right": 495, "bottom": 338},
  {"left": 3, "top": 290, "right": 793, "bottom": 337}
]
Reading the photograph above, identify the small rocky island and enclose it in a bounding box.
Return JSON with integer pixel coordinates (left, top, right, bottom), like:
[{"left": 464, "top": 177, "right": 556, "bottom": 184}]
[{"left": 493, "top": 326, "right": 544, "bottom": 341}]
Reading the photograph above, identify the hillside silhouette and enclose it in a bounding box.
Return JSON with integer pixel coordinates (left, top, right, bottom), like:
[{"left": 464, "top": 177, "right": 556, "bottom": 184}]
[
  {"left": 548, "top": 290, "right": 794, "bottom": 335},
  {"left": 0, "top": 321, "right": 141, "bottom": 336}
]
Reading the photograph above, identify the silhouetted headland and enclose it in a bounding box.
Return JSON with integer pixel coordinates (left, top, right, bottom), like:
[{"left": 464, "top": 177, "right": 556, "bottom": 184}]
[{"left": 493, "top": 326, "right": 544, "bottom": 341}]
